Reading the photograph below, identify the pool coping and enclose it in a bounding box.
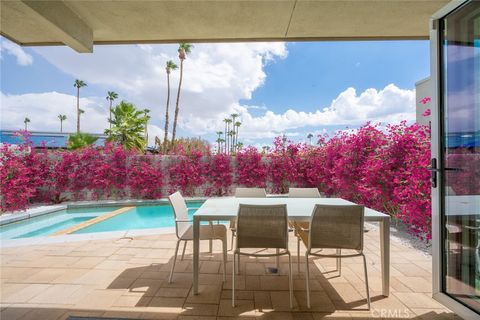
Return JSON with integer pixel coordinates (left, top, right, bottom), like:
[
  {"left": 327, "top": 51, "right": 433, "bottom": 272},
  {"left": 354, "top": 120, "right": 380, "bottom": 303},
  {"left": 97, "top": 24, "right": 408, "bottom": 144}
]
[
  {"left": 0, "top": 225, "right": 178, "bottom": 248},
  {"left": 0, "top": 197, "right": 209, "bottom": 226},
  {"left": 0, "top": 198, "right": 210, "bottom": 246}
]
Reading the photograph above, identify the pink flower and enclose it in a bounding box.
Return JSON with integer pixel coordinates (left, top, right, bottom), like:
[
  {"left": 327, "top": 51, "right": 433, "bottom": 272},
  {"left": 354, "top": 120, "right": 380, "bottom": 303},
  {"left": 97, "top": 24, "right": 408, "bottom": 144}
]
[
  {"left": 422, "top": 109, "right": 431, "bottom": 117},
  {"left": 1, "top": 124, "right": 440, "bottom": 241},
  {"left": 419, "top": 97, "right": 431, "bottom": 105}
]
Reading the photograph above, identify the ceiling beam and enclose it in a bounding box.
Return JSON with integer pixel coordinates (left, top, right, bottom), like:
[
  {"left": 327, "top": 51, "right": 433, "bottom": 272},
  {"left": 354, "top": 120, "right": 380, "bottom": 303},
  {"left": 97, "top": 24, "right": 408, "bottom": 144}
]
[{"left": 20, "top": 0, "right": 92, "bottom": 53}]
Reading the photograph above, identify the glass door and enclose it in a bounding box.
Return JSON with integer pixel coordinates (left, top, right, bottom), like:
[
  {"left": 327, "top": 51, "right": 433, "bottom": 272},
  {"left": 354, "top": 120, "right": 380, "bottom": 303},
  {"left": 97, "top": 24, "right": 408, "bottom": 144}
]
[{"left": 439, "top": 0, "right": 480, "bottom": 314}]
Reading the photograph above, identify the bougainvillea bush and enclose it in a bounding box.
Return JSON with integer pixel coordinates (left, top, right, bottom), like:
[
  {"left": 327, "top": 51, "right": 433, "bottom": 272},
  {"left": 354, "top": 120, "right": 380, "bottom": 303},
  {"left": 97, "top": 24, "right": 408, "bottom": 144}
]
[
  {"left": 235, "top": 146, "right": 267, "bottom": 188},
  {"left": 0, "top": 122, "right": 448, "bottom": 240}
]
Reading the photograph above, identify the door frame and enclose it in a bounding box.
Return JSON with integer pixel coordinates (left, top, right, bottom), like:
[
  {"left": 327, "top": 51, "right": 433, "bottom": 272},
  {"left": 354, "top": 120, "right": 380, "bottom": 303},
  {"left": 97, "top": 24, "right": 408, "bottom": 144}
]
[{"left": 430, "top": 1, "right": 479, "bottom": 319}]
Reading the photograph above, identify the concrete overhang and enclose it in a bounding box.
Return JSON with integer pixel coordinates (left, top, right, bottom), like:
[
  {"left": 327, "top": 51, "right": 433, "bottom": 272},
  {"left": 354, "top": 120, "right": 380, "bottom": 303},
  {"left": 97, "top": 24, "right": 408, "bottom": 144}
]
[{"left": 1, "top": 0, "right": 450, "bottom": 53}]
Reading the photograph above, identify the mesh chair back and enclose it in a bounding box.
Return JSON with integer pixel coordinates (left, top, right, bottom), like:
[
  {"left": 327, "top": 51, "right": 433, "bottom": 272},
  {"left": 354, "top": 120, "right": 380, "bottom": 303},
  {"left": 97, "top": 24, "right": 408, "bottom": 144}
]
[
  {"left": 235, "top": 188, "right": 267, "bottom": 198},
  {"left": 236, "top": 204, "right": 288, "bottom": 249},
  {"left": 288, "top": 188, "right": 321, "bottom": 198},
  {"left": 309, "top": 204, "right": 364, "bottom": 251},
  {"left": 168, "top": 191, "right": 190, "bottom": 239}
]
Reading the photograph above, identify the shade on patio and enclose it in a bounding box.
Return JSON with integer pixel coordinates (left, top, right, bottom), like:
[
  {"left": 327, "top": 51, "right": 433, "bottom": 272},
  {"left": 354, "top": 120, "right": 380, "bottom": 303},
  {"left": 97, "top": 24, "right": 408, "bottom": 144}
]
[{"left": 0, "top": 227, "right": 454, "bottom": 319}]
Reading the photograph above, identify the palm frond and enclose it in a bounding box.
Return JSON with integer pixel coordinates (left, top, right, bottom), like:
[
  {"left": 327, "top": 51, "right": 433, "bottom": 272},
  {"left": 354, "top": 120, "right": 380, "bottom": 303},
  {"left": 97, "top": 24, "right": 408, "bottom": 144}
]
[
  {"left": 166, "top": 60, "right": 178, "bottom": 70},
  {"left": 179, "top": 43, "right": 193, "bottom": 54},
  {"left": 74, "top": 79, "right": 87, "bottom": 88},
  {"left": 105, "top": 101, "right": 147, "bottom": 152},
  {"left": 67, "top": 132, "right": 98, "bottom": 150}
]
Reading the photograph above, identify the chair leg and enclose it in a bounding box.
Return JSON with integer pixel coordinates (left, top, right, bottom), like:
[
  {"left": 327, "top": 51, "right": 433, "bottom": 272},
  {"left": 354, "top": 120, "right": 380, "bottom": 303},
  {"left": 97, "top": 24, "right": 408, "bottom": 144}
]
[
  {"left": 305, "top": 252, "right": 311, "bottom": 309},
  {"left": 362, "top": 254, "right": 371, "bottom": 310},
  {"left": 297, "top": 237, "right": 301, "bottom": 273},
  {"left": 236, "top": 254, "right": 240, "bottom": 275},
  {"left": 232, "top": 252, "right": 236, "bottom": 307},
  {"left": 169, "top": 240, "right": 181, "bottom": 284},
  {"left": 222, "top": 238, "right": 227, "bottom": 282},
  {"left": 230, "top": 230, "right": 235, "bottom": 251},
  {"left": 288, "top": 252, "right": 293, "bottom": 309},
  {"left": 181, "top": 240, "right": 188, "bottom": 261}
]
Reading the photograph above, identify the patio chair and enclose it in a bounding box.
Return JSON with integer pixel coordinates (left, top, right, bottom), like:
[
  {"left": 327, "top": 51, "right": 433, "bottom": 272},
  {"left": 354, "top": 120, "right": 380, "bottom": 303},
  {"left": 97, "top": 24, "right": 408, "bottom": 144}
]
[
  {"left": 232, "top": 204, "right": 293, "bottom": 308},
  {"left": 288, "top": 188, "right": 321, "bottom": 272},
  {"left": 234, "top": 187, "right": 267, "bottom": 198},
  {"left": 288, "top": 187, "right": 321, "bottom": 198},
  {"left": 168, "top": 191, "right": 227, "bottom": 283},
  {"left": 230, "top": 188, "right": 267, "bottom": 250},
  {"left": 298, "top": 204, "right": 370, "bottom": 309}
]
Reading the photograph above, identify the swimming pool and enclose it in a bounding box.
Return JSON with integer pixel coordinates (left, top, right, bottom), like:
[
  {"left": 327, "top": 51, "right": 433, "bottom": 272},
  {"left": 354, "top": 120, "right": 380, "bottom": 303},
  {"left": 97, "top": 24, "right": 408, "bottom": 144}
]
[{"left": 0, "top": 201, "right": 204, "bottom": 240}]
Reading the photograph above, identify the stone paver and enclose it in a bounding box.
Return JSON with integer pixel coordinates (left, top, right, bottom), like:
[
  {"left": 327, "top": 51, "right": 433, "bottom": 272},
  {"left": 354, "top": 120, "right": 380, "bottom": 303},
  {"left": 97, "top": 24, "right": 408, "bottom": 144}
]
[{"left": 0, "top": 228, "right": 460, "bottom": 319}]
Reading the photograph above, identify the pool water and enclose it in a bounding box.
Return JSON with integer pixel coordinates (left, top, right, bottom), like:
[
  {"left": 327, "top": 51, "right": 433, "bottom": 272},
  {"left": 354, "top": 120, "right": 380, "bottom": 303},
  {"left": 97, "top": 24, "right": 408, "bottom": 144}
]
[
  {"left": 17, "top": 216, "right": 94, "bottom": 238},
  {"left": 74, "top": 201, "right": 204, "bottom": 234},
  {"left": 0, "top": 201, "right": 204, "bottom": 239},
  {"left": 0, "top": 207, "right": 119, "bottom": 239}
]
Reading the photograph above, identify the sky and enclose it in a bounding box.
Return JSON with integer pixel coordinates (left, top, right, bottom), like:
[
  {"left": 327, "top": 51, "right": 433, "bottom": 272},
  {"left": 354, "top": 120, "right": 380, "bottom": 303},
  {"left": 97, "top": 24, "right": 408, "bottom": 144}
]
[{"left": 0, "top": 37, "right": 430, "bottom": 147}]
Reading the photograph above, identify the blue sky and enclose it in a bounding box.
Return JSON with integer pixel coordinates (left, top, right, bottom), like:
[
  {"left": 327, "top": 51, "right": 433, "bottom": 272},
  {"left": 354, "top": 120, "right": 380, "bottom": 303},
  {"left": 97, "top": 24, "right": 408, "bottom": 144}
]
[
  {"left": 1, "top": 38, "right": 429, "bottom": 146},
  {"left": 245, "top": 41, "right": 428, "bottom": 113}
]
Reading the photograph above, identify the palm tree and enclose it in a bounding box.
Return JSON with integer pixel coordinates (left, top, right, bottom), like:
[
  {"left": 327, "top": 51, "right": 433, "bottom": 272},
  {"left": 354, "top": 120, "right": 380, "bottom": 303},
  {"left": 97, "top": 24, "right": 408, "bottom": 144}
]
[
  {"left": 230, "top": 114, "right": 238, "bottom": 129},
  {"left": 163, "top": 60, "right": 178, "bottom": 152},
  {"left": 24, "top": 117, "right": 30, "bottom": 131},
  {"left": 230, "top": 114, "right": 238, "bottom": 150},
  {"left": 234, "top": 121, "right": 241, "bottom": 152},
  {"left": 215, "top": 138, "right": 222, "bottom": 153},
  {"left": 106, "top": 91, "right": 118, "bottom": 129},
  {"left": 307, "top": 133, "right": 314, "bottom": 145},
  {"left": 74, "top": 79, "right": 87, "bottom": 133},
  {"left": 223, "top": 118, "right": 232, "bottom": 154},
  {"left": 171, "top": 43, "right": 193, "bottom": 148},
  {"left": 228, "top": 130, "right": 235, "bottom": 154},
  {"left": 216, "top": 131, "right": 223, "bottom": 153},
  {"left": 220, "top": 138, "right": 226, "bottom": 152},
  {"left": 143, "top": 108, "right": 151, "bottom": 147},
  {"left": 67, "top": 132, "right": 98, "bottom": 150},
  {"left": 105, "top": 101, "right": 148, "bottom": 151},
  {"left": 58, "top": 114, "right": 67, "bottom": 132}
]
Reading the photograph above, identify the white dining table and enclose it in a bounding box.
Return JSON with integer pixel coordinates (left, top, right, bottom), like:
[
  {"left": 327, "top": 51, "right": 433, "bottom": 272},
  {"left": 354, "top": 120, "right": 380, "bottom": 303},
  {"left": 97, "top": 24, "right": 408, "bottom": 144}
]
[{"left": 192, "top": 197, "right": 391, "bottom": 296}]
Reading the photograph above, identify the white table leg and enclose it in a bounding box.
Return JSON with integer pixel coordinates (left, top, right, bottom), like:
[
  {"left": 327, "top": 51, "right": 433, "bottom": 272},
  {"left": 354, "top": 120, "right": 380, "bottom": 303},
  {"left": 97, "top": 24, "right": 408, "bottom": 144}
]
[
  {"left": 193, "top": 215, "right": 200, "bottom": 295},
  {"left": 276, "top": 249, "right": 280, "bottom": 270},
  {"left": 380, "top": 217, "right": 390, "bottom": 297},
  {"left": 336, "top": 249, "right": 341, "bottom": 275},
  {"left": 208, "top": 222, "right": 213, "bottom": 253}
]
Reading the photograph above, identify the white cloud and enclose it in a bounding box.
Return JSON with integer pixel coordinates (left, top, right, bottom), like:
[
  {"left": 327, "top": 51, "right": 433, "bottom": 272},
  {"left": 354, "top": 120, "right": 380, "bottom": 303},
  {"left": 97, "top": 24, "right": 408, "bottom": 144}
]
[
  {"left": 1, "top": 82, "right": 415, "bottom": 146},
  {"left": 1, "top": 91, "right": 165, "bottom": 147},
  {"left": 198, "top": 84, "right": 415, "bottom": 139},
  {"left": 0, "top": 38, "right": 33, "bottom": 66},
  {"left": 4, "top": 42, "right": 416, "bottom": 145},
  {"left": 0, "top": 91, "right": 107, "bottom": 133},
  {"left": 32, "top": 43, "right": 288, "bottom": 138}
]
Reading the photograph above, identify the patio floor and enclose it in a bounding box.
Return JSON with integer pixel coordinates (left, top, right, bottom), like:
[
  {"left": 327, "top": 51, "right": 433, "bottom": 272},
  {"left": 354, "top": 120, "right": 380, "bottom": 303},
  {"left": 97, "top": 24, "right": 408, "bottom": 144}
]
[{"left": 0, "top": 226, "right": 460, "bottom": 320}]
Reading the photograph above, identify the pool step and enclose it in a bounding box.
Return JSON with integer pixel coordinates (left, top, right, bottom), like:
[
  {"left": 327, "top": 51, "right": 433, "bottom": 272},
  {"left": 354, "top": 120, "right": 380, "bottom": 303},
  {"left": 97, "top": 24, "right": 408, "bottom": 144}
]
[{"left": 51, "top": 207, "right": 135, "bottom": 236}]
